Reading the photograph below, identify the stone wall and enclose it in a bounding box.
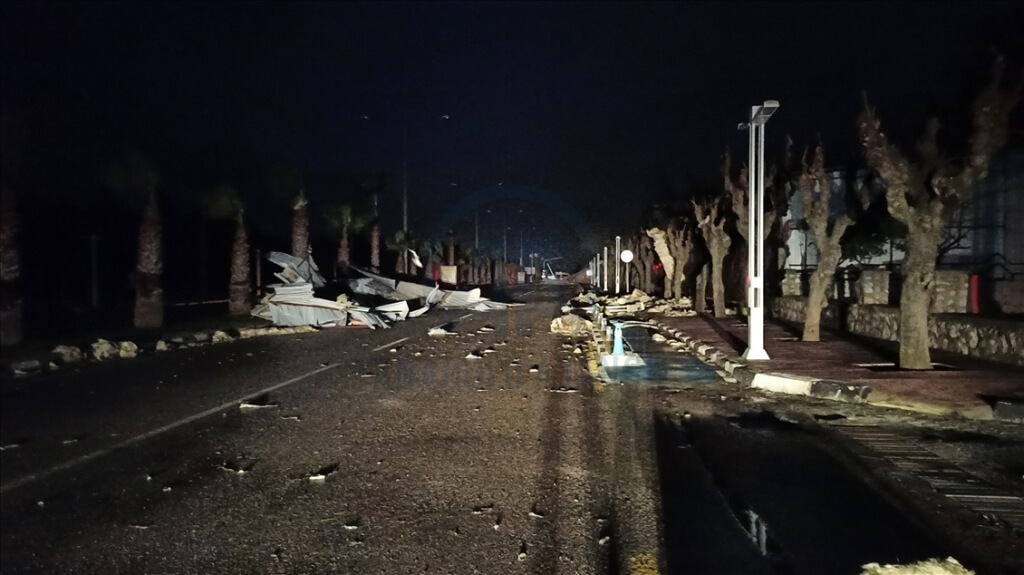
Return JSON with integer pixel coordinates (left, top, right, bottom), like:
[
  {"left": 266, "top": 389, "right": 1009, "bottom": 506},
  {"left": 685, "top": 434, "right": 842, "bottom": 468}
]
[
  {"left": 932, "top": 270, "right": 969, "bottom": 314},
  {"left": 770, "top": 296, "right": 1024, "bottom": 366},
  {"left": 780, "top": 270, "right": 803, "bottom": 297},
  {"left": 857, "top": 270, "right": 890, "bottom": 305},
  {"left": 994, "top": 279, "right": 1024, "bottom": 314}
]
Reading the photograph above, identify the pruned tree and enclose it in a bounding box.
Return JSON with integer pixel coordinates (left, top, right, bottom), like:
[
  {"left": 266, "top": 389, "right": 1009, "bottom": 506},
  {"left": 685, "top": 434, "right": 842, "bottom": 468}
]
[
  {"left": 723, "top": 149, "right": 778, "bottom": 306},
  {"left": 665, "top": 222, "right": 695, "bottom": 300},
  {"left": 644, "top": 227, "right": 675, "bottom": 298},
  {"left": 798, "top": 145, "right": 853, "bottom": 341},
  {"left": 858, "top": 58, "right": 1022, "bottom": 369},
  {"left": 694, "top": 197, "right": 731, "bottom": 317},
  {"left": 105, "top": 151, "right": 163, "bottom": 329},
  {"left": 636, "top": 232, "right": 657, "bottom": 294},
  {"left": 203, "top": 185, "right": 251, "bottom": 315}
]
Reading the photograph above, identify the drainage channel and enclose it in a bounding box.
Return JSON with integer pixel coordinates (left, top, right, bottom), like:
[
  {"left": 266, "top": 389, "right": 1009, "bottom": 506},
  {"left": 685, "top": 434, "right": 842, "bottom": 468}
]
[
  {"left": 833, "top": 425, "right": 1024, "bottom": 532},
  {"left": 603, "top": 325, "right": 721, "bottom": 384},
  {"left": 656, "top": 412, "right": 961, "bottom": 575}
]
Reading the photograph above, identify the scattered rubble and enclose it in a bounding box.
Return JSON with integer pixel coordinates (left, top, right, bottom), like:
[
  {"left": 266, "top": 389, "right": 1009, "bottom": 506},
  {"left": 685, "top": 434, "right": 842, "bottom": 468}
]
[
  {"left": 212, "top": 330, "right": 234, "bottom": 344},
  {"left": 119, "top": 341, "right": 139, "bottom": 359},
  {"left": 155, "top": 340, "right": 169, "bottom": 352}
]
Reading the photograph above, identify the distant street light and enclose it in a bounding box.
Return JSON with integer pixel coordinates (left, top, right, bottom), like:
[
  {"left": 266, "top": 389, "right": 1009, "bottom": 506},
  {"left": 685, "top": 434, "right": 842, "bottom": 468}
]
[{"left": 739, "top": 100, "right": 779, "bottom": 361}]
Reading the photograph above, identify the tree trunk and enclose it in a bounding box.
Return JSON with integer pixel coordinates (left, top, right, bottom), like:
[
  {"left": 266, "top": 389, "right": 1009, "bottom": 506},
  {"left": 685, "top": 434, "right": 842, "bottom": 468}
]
[
  {"left": 899, "top": 227, "right": 941, "bottom": 369},
  {"left": 291, "top": 202, "right": 309, "bottom": 259},
  {"left": 0, "top": 186, "right": 21, "bottom": 345},
  {"left": 802, "top": 246, "right": 843, "bottom": 342},
  {"left": 134, "top": 191, "right": 163, "bottom": 329},
  {"left": 695, "top": 265, "right": 708, "bottom": 313},
  {"left": 338, "top": 233, "right": 350, "bottom": 268},
  {"left": 228, "top": 215, "right": 251, "bottom": 316},
  {"left": 646, "top": 229, "right": 674, "bottom": 298},
  {"left": 370, "top": 224, "right": 380, "bottom": 272},
  {"left": 710, "top": 246, "right": 727, "bottom": 318}
]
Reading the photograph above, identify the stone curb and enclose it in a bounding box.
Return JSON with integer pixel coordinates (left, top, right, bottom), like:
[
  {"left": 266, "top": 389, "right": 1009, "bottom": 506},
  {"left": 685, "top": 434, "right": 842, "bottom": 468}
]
[{"left": 649, "top": 320, "right": 874, "bottom": 405}]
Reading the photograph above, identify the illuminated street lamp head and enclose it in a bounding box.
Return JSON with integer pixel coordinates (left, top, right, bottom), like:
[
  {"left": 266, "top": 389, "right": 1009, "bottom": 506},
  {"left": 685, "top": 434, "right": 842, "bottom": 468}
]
[{"left": 750, "top": 100, "right": 780, "bottom": 125}]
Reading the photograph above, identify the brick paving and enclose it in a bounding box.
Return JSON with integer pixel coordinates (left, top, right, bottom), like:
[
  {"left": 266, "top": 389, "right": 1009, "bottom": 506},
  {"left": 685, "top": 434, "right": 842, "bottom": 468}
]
[{"left": 656, "top": 313, "right": 1024, "bottom": 419}]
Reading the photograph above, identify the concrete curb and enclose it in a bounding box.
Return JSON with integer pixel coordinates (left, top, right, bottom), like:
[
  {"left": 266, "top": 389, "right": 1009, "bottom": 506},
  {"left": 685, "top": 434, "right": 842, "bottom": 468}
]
[{"left": 648, "top": 320, "right": 873, "bottom": 404}]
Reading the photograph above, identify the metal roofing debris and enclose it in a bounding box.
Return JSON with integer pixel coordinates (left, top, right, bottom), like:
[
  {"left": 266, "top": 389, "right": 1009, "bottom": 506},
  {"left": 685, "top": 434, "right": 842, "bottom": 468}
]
[{"left": 265, "top": 251, "right": 327, "bottom": 288}]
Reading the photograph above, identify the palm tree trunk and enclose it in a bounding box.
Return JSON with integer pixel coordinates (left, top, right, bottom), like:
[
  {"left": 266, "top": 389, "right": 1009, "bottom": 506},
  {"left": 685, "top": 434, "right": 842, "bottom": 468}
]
[
  {"left": 292, "top": 200, "right": 309, "bottom": 259},
  {"left": 0, "top": 186, "right": 22, "bottom": 345},
  {"left": 338, "top": 224, "right": 350, "bottom": 267},
  {"left": 228, "top": 214, "right": 251, "bottom": 316},
  {"left": 134, "top": 190, "right": 163, "bottom": 328},
  {"left": 370, "top": 224, "right": 380, "bottom": 272}
]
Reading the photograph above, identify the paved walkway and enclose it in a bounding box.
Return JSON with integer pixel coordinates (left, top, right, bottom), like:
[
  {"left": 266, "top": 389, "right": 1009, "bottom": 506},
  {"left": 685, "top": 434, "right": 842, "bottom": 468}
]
[{"left": 656, "top": 313, "right": 1024, "bottom": 420}]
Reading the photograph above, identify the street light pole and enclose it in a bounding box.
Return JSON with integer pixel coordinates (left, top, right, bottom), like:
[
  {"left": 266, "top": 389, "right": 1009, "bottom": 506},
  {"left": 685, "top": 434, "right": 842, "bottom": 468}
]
[
  {"left": 603, "top": 246, "right": 609, "bottom": 291},
  {"left": 740, "top": 100, "right": 779, "bottom": 361},
  {"left": 614, "top": 235, "right": 621, "bottom": 294}
]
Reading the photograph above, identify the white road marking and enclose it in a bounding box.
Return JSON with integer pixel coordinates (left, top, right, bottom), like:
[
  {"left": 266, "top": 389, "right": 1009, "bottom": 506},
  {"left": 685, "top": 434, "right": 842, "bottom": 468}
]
[
  {"left": 0, "top": 363, "right": 340, "bottom": 495},
  {"left": 372, "top": 337, "right": 409, "bottom": 352}
]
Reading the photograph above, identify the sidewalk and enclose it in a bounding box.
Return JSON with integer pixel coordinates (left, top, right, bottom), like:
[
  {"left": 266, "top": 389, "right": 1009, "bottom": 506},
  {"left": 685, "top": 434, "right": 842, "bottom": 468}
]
[{"left": 651, "top": 313, "right": 1024, "bottom": 421}]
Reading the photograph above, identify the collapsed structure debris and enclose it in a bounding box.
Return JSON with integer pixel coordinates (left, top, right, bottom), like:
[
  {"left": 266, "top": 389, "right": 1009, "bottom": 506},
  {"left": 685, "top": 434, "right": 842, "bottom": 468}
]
[
  {"left": 253, "top": 257, "right": 520, "bottom": 329},
  {"left": 349, "top": 269, "right": 522, "bottom": 312}
]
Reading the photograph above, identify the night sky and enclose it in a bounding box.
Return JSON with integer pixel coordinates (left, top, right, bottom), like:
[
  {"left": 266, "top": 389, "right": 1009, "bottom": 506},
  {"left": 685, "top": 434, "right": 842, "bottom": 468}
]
[{"left": 2, "top": 1, "right": 1021, "bottom": 264}]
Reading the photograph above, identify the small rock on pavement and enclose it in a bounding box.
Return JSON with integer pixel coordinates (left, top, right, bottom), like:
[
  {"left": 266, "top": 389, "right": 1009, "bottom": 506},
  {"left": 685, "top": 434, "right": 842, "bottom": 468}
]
[
  {"left": 212, "top": 330, "right": 234, "bottom": 344},
  {"left": 193, "top": 332, "right": 210, "bottom": 343},
  {"left": 652, "top": 333, "right": 667, "bottom": 342},
  {"left": 550, "top": 314, "right": 593, "bottom": 336},
  {"left": 155, "top": 340, "right": 170, "bottom": 352}
]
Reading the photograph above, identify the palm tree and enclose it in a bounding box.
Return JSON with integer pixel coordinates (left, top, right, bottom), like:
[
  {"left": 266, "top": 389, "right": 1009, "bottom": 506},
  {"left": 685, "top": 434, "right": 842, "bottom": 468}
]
[
  {"left": 0, "top": 113, "right": 23, "bottom": 345},
  {"left": 0, "top": 181, "right": 20, "bottom": 345},
  {"left": 419, "top": 239, "right": 444, "bottom": 281},
  {"left": 105, "top": 151, "right": 163, "bottom": 329},
  {"left": 359, "top": 173, "right": 386, "bottom": 273},
  {"left": 325, "top": 204, "right": 368, "bottom": 277},
  {"left": 267, "top": 164, "right": 307, "bottom": 259},
  {"left": 386, "top": 229, "right": 417, "bottom": 276},
  {"left": 203, "top": 184, "right": 250, "bottom": 315}
]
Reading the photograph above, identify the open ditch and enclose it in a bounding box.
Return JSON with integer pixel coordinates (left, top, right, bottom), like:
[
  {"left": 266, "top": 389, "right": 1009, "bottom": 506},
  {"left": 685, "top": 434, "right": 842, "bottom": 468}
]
[{"left": 654, "top": 411, "right": 967, "bottom": 575}]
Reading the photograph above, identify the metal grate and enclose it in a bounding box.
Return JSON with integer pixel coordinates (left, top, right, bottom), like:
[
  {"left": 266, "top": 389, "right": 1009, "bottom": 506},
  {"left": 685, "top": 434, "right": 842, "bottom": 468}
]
[{"left": 835, "top": 425, "right": 1024, "bottom": 531}]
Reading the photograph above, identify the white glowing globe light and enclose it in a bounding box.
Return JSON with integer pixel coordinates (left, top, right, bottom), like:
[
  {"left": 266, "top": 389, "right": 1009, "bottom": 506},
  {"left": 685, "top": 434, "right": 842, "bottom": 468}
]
[
  {"left": 620, "top": 249, "right": 634, "bottom": 263},
  {"left": 585, "top": 269, "right": 593, "bottom": 277}
]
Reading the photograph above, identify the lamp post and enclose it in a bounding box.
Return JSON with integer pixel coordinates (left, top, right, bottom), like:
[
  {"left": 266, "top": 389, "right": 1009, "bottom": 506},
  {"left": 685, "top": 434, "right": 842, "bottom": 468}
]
[
  {"left": 621, "top": 248, "right": 634, "bottom": 293},
  {"left": 739, "top": 100, "right": 779, "bottom": 361},
  {"left": 598, "top": 245, "right": 606, "bottom": 290},
  {"left": 614, "top": 236, "right": 622, "bottom": 294}
]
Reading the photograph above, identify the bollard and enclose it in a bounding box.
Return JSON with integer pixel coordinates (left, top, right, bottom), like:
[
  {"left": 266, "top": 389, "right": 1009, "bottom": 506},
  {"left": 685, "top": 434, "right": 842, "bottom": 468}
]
[{"left": 612, "top": 323, "right": 625, "bottom": 356}]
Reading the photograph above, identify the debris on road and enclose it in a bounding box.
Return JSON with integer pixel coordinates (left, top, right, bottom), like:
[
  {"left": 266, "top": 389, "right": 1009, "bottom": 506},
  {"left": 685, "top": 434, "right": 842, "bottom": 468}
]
[
  {"left": 51, "top": 345, "right": 83, "bottom": 365},
  {"left": 550, "top": 314, "right": 593, "bottom": 336},
  {"left": 349, "top": 268, "right": 522, "bottom": 311},
  {"left": 91, "top": 339, "right": 119, "bottom": 361},
  {"left": 860, "top": 557, "right": 974, "bottom": 575},
  {"left": 465, "top": 352, "right": 482, "bottom": 360}
]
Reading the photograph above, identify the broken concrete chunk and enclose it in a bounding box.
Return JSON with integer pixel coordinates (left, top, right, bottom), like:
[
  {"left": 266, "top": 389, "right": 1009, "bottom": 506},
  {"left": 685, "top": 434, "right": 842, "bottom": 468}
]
[
  {"left": 91, "top": 339, "right": 118, "bottom": 361},
  {"left": 428, "top": 327, "right": 451, "bottom": 337},
  {"left": 119, "top": 341, "right": 139, "bottom": 358},
  {"left": 860, "top": 557, "right": 975, "bottom": 575},
  {"left": 155, "top": 340, "right": 170, "bottom": 352},
  {"left": 465, "top": 352, "right": 482, "bottom": 360},
  {"left": 550, "top": 314, "right": 593, "bottom": 336},
  {"left": 212, "top": 330, "right": 234, "bottom": 344},
  {"left": 51, "top": 345, "right": 84, "bottom": 365},
  {"left": 193, "top": 332, "right": 211, "bottom": 343},
  {"left": 651, "top": 333, "right": 667, "bottom": 343}
]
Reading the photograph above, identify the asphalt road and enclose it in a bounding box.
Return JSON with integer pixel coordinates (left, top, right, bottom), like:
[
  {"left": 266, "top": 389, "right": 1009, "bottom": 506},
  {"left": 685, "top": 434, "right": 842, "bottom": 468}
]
[{"left": 1, "top": 283, "right": 1016, "bottom": 575}]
